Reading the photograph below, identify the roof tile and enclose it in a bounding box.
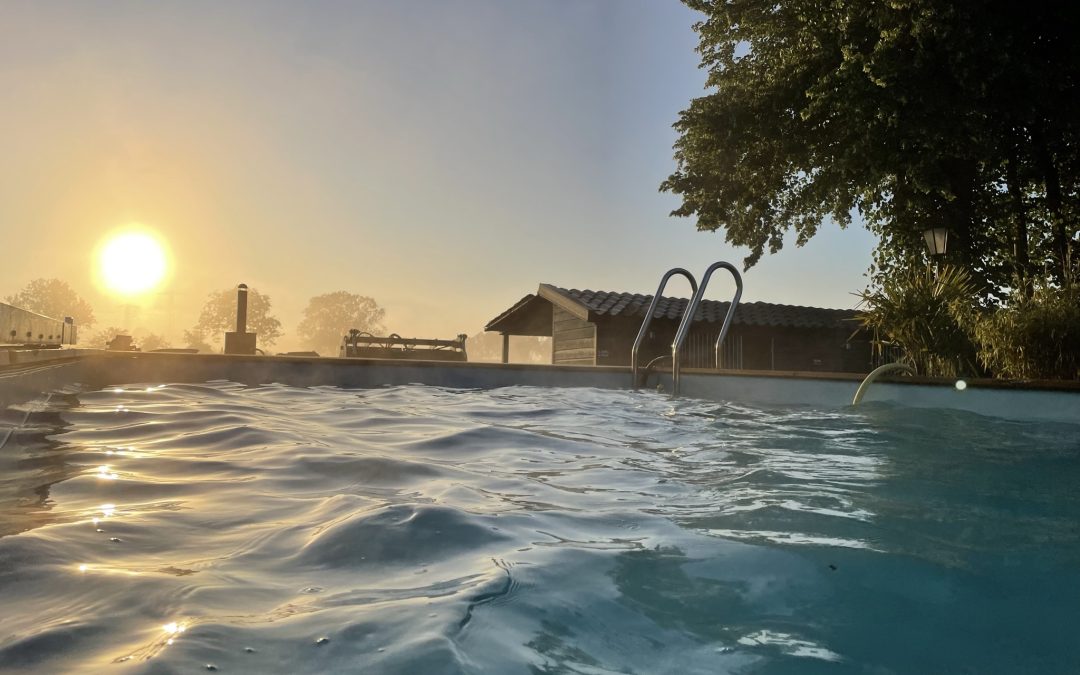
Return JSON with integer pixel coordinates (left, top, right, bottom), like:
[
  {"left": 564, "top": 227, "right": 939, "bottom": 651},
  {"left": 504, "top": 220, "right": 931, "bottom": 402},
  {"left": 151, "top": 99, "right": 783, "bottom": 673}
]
[{"left": 551, "top": 287, "right": 856, "bottom": 329}]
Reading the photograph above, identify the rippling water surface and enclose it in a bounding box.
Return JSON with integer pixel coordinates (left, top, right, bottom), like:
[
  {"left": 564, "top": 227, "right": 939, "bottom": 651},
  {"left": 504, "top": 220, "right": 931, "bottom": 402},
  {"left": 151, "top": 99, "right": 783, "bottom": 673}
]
[{"left": 1, "top": 382, "right": 1079, "bottom": 673}]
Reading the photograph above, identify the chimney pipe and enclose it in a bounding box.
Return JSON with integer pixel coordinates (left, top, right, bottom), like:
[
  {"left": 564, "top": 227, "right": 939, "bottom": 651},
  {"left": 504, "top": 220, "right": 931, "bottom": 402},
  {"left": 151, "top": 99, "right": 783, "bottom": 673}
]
[
  {"left": 236, "top": 283, "right": 248, "bottom": 334},
  {"left": 224, "top": 283, "right": 257, "bottom": 355}
]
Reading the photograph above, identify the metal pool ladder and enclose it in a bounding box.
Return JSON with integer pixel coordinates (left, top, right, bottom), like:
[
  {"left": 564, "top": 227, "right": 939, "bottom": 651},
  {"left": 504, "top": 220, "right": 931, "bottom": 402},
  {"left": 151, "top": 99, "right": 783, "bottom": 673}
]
[
  {"left": 671, "top": 261, "right": 743, "bottom": 396},
  {"left": 631, "top": 267, "right": 698, "bottom": 389},
  {"left": 631, "top": 261, "right": 743, "bottom": 396}
]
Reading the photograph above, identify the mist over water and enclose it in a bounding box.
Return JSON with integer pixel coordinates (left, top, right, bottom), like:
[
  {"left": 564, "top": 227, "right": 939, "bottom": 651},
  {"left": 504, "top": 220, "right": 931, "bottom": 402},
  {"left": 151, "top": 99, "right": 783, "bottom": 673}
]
[{"left": 1, "top": 383, "right": 1078, "bottom": 673}]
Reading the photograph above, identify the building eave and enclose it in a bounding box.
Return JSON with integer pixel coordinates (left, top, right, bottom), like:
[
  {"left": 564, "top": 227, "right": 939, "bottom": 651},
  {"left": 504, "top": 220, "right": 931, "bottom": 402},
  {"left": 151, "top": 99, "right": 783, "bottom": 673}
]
[{"left": 536, "top": 284, "right": 591, "bottom": 321}]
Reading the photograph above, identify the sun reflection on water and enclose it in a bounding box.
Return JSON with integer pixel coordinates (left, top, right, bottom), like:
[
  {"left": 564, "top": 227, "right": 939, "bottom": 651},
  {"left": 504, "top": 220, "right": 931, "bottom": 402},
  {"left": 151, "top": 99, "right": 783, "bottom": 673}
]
[
  {"left": 96, "top": 466, "right": 119, "bottom": 480},
  {"left": 163, "top": 621, "right": 187, "bottom": 646}
]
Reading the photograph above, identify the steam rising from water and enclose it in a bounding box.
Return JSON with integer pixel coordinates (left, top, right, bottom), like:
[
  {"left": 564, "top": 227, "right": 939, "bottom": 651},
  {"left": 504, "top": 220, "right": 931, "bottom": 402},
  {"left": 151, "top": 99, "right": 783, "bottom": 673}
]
[{"left": 1, "top": 383, "right": 1078, "bottom": 673}]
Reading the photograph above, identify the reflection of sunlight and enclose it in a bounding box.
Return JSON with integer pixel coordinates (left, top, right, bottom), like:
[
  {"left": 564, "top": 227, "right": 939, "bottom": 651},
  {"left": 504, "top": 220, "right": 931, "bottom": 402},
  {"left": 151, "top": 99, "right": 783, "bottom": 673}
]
[
  {"left": 101, "top": 504, "right": 116, "bottom": 517},
  {"left": 703, "top": 528, "right": 876, "bottom": 550},
  {"left": 75, "top": 563, "right": 140, "bottom": 577},
  {"left": 96, "top": 466, "right": 119, "bottom": 480},
  {"left": 114, "top": 618, "right": 189, "bottom": 663},
  {"left": 738, "top": 629, "right": 842, "bottom": 661},
  {"left": 163, "top": 621, "right": 187, "bottom": 646}
]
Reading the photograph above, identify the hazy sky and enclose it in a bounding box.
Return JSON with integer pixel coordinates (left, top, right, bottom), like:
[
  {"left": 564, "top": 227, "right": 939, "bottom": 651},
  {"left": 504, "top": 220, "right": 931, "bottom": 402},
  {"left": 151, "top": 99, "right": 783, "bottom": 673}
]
[{"left": 0, "top": 0, "right": 877, "bottom": 349}]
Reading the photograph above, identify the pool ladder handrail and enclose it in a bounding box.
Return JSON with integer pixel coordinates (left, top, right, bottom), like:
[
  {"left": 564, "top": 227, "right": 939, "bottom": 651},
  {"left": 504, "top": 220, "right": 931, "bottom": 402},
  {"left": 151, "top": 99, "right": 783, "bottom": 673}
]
[
  {"left": 631, "top": 268, "right": 698, "bottom": 390},
  {"left": 851, "top": 362, "right": 916, "bottom": 405},
  {"left": 672, "top": 261, "right": 743, "bottom": 396}
]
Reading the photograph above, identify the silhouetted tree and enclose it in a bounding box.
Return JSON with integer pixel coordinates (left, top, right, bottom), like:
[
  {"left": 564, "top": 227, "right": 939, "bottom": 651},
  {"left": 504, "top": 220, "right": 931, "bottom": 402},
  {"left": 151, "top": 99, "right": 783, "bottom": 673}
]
[
  {"left": 138, "top": 333, "right": 171, "bottom": 351},
  {"left": 182, "top": 328, "right": 214, "bottom": 353},
  {"left": 192, "top": 288, "right": 283, "bottom": 347},
  {"left": 297, "top": 291, "right": 386, "bottom": 356},
  {"left": 5, "top": 278, "right": 96, "bottom": 326}
]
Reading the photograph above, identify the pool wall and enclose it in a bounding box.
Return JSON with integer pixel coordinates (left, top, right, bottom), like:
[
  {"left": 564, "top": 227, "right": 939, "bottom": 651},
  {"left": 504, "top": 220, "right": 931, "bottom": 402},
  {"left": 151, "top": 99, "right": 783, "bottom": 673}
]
[
  {"left": 2, "top": 349, "right": 1078, "bottom": 424},
  {"left": 0, "top": 349, "right": 92, "bottom": 410}
]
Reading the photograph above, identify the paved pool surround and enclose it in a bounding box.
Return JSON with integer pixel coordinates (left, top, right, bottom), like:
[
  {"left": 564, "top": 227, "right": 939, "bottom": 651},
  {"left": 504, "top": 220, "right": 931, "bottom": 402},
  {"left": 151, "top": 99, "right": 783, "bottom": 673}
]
[{"left": 1, "top": 348, "right": 1078, "bottom": 424}]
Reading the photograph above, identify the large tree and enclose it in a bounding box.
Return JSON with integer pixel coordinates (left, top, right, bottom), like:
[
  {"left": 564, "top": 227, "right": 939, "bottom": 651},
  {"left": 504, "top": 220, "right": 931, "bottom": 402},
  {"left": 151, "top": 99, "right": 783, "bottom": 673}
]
[
  {"left": 297, "top": 291, "right": 386, "bottom": 356},
  {"left": 5, "top": 278, "right": 96, "bottom": 326},
  {"left": 663, "top": 1, "right": 1080, "bottom": 299},
  {"left": 192, "top": 287, "right": 283, "bottom": 347}
]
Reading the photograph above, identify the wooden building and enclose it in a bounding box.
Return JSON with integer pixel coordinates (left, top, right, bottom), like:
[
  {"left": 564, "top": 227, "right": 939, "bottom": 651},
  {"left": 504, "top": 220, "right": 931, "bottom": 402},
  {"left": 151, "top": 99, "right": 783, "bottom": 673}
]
[{"left": 484, "top": 284, "right": 873, "bottom": 373}]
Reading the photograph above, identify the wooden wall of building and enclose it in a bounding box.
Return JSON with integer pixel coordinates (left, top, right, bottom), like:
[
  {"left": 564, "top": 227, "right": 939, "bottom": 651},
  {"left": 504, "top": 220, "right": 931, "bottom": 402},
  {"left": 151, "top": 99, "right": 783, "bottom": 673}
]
[
  {"left": 544, "top": 305, "right": 872, "bottom": 373},
  {"left": 589, "top": 316, "right": 873, "bottom": 373},
  {"left": 552, "top": 306, "right": 596, "bottom": 365},
  {"left": 595, "top": 316, "right": 644, "bottom": 366},
  {"left": 729, "top": 325, "right": 872, "bottom": 372},
  {"left": 593, "top": 317, "right": 724, "bottom": 369}
]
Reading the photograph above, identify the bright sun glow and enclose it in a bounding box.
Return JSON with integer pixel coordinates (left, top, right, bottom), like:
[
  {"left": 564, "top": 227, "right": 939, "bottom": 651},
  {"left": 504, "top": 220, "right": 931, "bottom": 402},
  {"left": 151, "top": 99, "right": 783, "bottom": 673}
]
[{"left": 98, "top": 231, "right": 168, "bottom": 296}]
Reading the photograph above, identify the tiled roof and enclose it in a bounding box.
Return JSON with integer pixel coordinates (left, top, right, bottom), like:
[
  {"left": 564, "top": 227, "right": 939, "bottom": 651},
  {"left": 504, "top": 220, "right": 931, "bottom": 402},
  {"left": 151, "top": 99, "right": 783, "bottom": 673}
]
[
  {"left": 544, "top": 286, "right": 857, "bottom": 329},
  {"left": 484, "top": 294, "right": 535, "bottom": 330}
]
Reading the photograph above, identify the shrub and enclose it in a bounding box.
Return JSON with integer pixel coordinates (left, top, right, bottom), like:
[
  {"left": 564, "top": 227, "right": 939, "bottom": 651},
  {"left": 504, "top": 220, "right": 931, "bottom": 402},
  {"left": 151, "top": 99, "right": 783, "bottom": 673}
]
[
  {"left": 857, "top": 265, "right": 980, "bottom": 377},
  {"left": 971, "top": 284, "right": 1080, "bottom": 380}
]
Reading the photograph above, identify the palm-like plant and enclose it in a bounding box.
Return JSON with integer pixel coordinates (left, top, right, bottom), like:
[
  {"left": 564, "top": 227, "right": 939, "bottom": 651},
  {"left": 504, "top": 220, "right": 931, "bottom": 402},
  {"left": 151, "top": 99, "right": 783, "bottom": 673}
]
[{"left": 857, "top": 264, "right": 980, "bottom": 377}]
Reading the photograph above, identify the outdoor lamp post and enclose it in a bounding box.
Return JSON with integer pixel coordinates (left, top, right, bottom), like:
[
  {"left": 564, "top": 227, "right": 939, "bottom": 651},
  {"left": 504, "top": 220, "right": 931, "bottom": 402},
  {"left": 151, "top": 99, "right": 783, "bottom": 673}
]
[{"left": 923, "top": 227, "right": 949, "bottom": 257}]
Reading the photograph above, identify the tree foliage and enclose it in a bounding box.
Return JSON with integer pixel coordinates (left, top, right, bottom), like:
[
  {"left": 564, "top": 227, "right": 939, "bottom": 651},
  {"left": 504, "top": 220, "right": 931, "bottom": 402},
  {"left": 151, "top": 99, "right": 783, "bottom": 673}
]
[
  {"left": 297, "top": 291, "right": 385, "bottom": 356},
  {"left": 193, "top": 288, "right": 283, "bottom": 347},
  {"left": 5, "top": 278, "right": 96, "bottom": 326},
  {"left": 664, "top": 1, "right": 1080, "bottom": 297}
]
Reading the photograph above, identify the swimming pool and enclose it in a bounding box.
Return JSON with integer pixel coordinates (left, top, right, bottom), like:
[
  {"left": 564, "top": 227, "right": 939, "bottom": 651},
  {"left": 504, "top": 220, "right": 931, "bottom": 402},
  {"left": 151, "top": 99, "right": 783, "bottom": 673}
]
[{"left": 1, "top": 381, "right": 1078, "bottom": 673}]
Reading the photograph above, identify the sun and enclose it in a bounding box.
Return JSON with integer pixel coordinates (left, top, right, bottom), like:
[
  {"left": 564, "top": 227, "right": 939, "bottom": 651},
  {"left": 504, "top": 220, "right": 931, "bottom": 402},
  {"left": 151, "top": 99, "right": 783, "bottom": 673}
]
[{"left": 97, "top": 230, "right": 169, "bottom": 296}]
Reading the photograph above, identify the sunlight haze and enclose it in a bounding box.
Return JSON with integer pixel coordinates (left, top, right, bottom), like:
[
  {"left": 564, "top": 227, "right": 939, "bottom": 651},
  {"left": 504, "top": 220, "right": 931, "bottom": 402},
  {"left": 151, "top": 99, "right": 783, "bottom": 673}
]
[
  {"left": 96, "top": 229, "right": 170, "bottom": 297},
  {"left": 0, "top": 1, "right": 876, "bottom": 350}
]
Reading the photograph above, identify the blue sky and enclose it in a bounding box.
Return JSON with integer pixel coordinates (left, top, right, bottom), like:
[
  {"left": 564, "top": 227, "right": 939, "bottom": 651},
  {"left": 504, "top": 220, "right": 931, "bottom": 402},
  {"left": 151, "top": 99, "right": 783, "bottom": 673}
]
[{"left": 0, "top": 1, "right": 877, "bottom": 346}]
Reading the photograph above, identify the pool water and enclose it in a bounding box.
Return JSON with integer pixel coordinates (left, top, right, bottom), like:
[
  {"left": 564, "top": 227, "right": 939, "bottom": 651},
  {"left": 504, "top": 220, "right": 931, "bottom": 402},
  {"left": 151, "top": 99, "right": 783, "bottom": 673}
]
[{"left": 1, "top": 382, "right": 1078, "bottom": 673}]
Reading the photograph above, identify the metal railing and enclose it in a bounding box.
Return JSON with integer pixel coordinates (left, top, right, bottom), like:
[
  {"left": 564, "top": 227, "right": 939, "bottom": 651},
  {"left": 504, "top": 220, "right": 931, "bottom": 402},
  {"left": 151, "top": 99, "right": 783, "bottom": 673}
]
[
  {"left": 851, "top": 362, "right": 915, "bottom": 405},
  {"left": 671, "top": 261, "right": 743, "bottom": 396},
  {"left": 631, "top": 268, "right": 697, "bottom": 389},
  {"left": 340, "top": 330, "right": 468, "bottom": 361}
]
